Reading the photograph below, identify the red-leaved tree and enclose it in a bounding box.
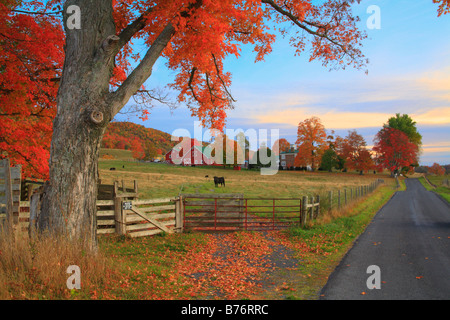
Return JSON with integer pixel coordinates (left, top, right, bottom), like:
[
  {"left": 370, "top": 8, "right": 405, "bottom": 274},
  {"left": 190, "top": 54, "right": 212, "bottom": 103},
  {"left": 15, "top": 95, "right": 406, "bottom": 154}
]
[
  {"left": 373, "top": 127, "right": 419, "bottom": 175},
  {"left": 130, "top": 138, "right": 145, "bottom": 160},
  {"left": 0, "top": 1, "right": 64, "bottom": 179},
  {"left": 428, "top": 163, "right": 445, "bottom": 176},
  {"left": 341, "top": 130, "right": 374, "bottom": 173}
]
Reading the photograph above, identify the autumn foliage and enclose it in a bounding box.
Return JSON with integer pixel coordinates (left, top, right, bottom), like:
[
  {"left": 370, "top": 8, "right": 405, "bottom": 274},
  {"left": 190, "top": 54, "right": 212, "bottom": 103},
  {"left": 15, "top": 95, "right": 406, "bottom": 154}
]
[
  {"left": 1, "top": 0, "right": 373, "bottom": 181},
  {"left": 434, "top": 0, "right": 450, "bottom": 16},
  {"left": 101, "top": 122, "right": 176, "bottom": 158},
  {"left": 0, "top": 1, "right": 64, "bottom": 179},
  {"left": 339, "top": 130, "right": 374, "bottom": 173},
  {"left": 295, "top": 117, "right": 327, "bottom": 171},
  {"left": 272, "top": 138, "right": 291, "bottom": 156},
  {"left": 428, "top": 163, "right": 445, "bottom": 176},
  {"left": 373, "top": 127, "right": 419, "bottom": 174}
]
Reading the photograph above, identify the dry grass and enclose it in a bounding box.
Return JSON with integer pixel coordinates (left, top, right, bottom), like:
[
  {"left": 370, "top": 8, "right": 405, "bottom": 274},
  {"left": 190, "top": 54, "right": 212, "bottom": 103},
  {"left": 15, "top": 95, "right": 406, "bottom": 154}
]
[{"left": 0, "top": 230, "right": 117, "bottom": 299}]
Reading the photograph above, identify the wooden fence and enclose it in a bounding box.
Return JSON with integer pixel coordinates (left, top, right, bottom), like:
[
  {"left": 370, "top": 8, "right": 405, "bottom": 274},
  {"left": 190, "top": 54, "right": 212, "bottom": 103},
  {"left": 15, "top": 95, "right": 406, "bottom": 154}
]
[
  {"left": 0, "top": 159, "right": 22, "bottom": 228},
  {"left": 443, "top": 179, "right": 450, "bottom": 187},
  {"left": 2, "top": 185, "right": 384, "bottom": 238},
  {"left": 8, "top": 197, "right": 179, "bottom": 238},
  {"left": 1, "top": 157, "right": 385, "bottom": 238},
  {"left": 0, "top": 169, "right": 179, "bottom": 238},
  {"left": 3, "top": 183, "right": 381, "bottom": 237},
  {"left": 327, "top": 178, "right": 384, "bottom": 211},
  {"left": 122, "top": 198, "right": 178, "bottom": 237}
]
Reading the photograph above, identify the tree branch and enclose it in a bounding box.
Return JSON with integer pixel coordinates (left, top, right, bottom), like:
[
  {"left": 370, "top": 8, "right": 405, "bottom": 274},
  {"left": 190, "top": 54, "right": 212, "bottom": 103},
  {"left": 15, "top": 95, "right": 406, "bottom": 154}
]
[
  {"left": 109, "top": 0, "right": 204, "bottom": 117},
  {"left": 188, "top": 67, "right": 200, "bottom": 101},
  {"left": 11, "top": 9, "right": 63, "bottom": 16},
  {"left": 261, "top": 0, "right": 355, "bottom": 60},
  {"left": 109, "top": 23, "right": 176, "bottom": 117},
  {"left": 212, "top": 54, "right": 236, "bottom": 102},
  {"left": 114, "top": 6, "right": 156, "bottom": 56}
]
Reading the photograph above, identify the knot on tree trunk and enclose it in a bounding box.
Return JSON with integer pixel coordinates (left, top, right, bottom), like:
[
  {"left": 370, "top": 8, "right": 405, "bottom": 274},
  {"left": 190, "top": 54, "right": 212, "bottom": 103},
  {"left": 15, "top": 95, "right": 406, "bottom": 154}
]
[
  {"left": 102, "top": 35, "right": 120, "bottom": 54},
  {"left": 90, "top": 110, "right": 104, "bottom": 124}
]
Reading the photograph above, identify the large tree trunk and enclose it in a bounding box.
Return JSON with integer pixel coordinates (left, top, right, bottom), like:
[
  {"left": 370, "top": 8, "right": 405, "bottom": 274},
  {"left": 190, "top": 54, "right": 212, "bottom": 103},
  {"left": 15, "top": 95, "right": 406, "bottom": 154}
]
[
  {"left": 38, "top": 0, "right": 176, "bottom": 248},
  {"left": 38, "top": 0, "right": 117, "bottom": 247}
]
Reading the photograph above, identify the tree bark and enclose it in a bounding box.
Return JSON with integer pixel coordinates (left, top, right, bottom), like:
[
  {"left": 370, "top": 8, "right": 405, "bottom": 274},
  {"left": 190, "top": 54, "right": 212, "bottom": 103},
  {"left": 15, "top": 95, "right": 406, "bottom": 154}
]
[
  {"left": 38, "top": 0, "right": 176, "bottom": 249},
  {"left": 38, "top": 0, "right": 119, "bottom": 247}
]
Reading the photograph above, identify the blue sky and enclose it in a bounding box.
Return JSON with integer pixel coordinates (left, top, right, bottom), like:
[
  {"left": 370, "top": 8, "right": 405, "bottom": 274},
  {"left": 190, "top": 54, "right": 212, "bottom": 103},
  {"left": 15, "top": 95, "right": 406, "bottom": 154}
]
[{"left": 115, "top": 0, "right": 450, "bottom": 166}]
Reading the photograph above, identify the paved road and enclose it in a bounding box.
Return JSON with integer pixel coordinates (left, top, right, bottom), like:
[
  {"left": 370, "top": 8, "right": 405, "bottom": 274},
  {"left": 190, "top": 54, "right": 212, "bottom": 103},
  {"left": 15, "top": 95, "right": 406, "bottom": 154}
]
[{"left": 320, "top": 178, "right": 450, "bottom": 300}]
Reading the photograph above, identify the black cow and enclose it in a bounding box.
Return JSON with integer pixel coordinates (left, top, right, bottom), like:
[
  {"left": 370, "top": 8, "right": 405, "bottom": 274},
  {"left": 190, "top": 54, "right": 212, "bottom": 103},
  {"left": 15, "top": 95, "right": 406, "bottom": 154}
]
[
  {"left": 213, "top": 176, "right": 225, "bottom": 187},
  {"left": 110, "top": 167, "right": 116, "bottom": 171}
]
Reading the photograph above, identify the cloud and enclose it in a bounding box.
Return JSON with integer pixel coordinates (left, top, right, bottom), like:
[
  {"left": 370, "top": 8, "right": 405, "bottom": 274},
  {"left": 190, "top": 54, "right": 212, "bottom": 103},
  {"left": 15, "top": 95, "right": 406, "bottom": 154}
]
[
  {"left": 253, "top": 106, "right": 449, "bottom": 129},
  {"left": 232, "top": 66, "right": 450, "bottom": 130},
  {"left": 421, "top": 142, "right": 450, "bottom": 154},
  {"left": 254, "top": 107, "right": 389, "bottom": 129},
  {"left": 417, "top": 68, "right": 450, "bottom": 101},
  {"left": 414, "top": 107, "right": 450, "bottom": 126}
]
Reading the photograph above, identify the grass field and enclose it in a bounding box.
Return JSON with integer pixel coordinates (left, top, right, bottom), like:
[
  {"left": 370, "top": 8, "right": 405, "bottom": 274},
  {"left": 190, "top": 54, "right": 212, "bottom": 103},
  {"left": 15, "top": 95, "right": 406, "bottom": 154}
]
[
  {"left": 100, "top": 148, "right": 133, "bottom": 161},
  {"left": 419, "top": 175, "right": 450, "bottom": 203},
  {"left": 98, "top": 158, "right": 386, "bottom": 200}
]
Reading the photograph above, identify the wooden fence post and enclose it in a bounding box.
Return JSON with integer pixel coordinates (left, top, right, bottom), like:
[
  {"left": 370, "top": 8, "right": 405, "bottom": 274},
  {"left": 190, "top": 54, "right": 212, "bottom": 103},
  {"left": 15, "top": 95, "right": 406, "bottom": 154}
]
[
  {"left": 114, "top": 196, "right": 125, "bottom": 235},
  {"left": 338, "top": 189, "right": 341, "bottom": 209},
  {"left": 134, "top": 180, "right": 139, "bottom": 199},
  {"left": 328, "top": 191, "right": 332, "bottom": 212},
  {"left": 175, "top": 195, "right": 183, "bottom": 233},
  {"left": 301, "top": 196, "right": 307, "bottom": 226},
  {"left": 309, "top": 196, "right": 314, "bottom": 220},
  {"left": 315, "top": 195, "right": 320, "bottom": 219},
  {"left": 344, "top": 189, "right": 347, "bottom": 206},
  {"left": 298, "top": 198, "right": 301, "bottom": 226},
  {"left": 113, "top": 181, "right": 126, "bottom": 236},
  {"left": 1, "top": 159, "right": 14, "bottom": 235}
]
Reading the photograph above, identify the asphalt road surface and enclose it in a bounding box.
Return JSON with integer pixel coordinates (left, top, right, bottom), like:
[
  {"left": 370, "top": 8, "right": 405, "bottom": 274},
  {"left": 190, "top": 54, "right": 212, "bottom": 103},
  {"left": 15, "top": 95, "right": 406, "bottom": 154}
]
[{"left": 320, "top": 178, "right": 450, "bottom": 300}]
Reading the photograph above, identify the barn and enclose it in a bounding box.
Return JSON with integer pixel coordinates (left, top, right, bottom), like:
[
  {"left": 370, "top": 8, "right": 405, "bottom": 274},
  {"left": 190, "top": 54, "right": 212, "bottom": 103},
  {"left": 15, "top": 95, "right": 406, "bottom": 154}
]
[{"left": 165, "top": 140, "right": 214, "bottom": 166}]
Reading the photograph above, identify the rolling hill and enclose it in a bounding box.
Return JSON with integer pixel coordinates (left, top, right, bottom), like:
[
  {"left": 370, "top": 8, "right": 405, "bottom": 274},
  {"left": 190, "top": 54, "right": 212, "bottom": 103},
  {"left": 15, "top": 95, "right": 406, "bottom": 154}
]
[{"left": 101, "top": 121, "right": 177, "bottom": 157}]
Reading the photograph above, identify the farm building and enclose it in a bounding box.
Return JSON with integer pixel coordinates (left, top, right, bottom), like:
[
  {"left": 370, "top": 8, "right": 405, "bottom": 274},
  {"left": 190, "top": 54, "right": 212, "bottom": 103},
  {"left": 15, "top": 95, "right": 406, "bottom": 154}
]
[
  {"left": 165, "top": 139, "right": 214, "bottom": 166},
  {"left": 279, "top": 147, "right": 298, "bottom": 170}
]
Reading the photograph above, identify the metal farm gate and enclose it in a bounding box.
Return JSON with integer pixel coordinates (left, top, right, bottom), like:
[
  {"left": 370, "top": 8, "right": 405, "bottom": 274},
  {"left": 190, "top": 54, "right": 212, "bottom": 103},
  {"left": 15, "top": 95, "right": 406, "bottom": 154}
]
[
  {"left": 182, "top": 194, "right": 244, "bottom": 232},
  {"left": 182, "top": 193, "right": 320, "bottom": 232}
]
